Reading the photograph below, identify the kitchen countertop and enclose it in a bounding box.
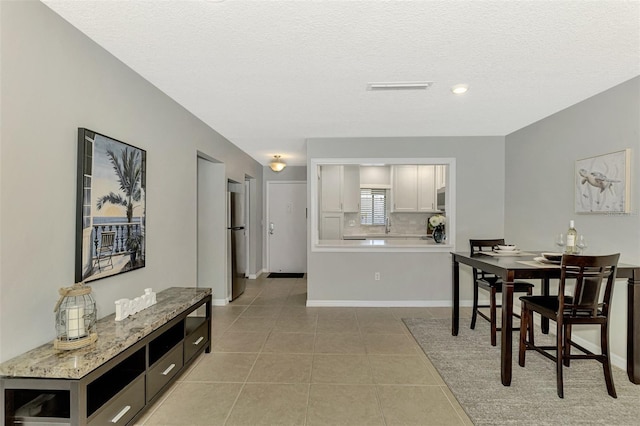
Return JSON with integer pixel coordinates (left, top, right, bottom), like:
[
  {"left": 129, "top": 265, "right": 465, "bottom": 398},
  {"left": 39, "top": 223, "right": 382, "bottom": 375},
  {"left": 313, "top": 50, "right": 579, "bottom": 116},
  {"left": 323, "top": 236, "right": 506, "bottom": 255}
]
[
  {"left": 342, "top": 233, "right": 428, "bottom": 239},
  {"left": 315, "top": 238, "right": 452, "bottom": 252}
]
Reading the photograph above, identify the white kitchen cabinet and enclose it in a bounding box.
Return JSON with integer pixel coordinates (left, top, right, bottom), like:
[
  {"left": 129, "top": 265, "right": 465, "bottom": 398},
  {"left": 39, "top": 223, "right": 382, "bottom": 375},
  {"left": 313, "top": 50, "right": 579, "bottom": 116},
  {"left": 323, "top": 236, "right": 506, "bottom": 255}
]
[
  {"left": 342, "top": 165, "right": 360, "bottom": 212},
  {"left": 392, "top": 165, "right": 438, "bottom": 212},
  {"left": 321, "top": 165, "right": 343, "bottom": 212},
  {"left": 320, "top": 213, "right": 343, "bottom": 240},
  {"left": 418, "top": 165, "right": 436, "bottom": 211},
  {"left": 320, "top": 165, "right": 360, "bottom": 213},
  {"left": 435, "top": 165, "right": 446, "bottom": 190},
  {"left": 391, "top": 165, "right": 418, "bottom": 212}
]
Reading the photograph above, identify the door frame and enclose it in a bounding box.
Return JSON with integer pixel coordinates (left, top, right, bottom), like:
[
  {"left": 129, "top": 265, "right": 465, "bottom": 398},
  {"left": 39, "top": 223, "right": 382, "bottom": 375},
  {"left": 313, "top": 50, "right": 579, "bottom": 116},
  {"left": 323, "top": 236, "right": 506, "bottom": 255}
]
[
  {"left": 244, "top": 178, "right": 251, "bottom": 277},
  {"left": 266, "top": 180, "right": 307, "bottom": 273}
]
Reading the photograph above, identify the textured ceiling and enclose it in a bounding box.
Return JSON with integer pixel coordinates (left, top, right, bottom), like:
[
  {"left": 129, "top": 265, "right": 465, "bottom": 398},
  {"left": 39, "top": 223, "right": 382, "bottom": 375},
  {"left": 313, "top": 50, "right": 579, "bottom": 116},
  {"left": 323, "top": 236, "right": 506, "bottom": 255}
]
[{"left": 43, "top": 1, "right": 640, "bottom": 166}]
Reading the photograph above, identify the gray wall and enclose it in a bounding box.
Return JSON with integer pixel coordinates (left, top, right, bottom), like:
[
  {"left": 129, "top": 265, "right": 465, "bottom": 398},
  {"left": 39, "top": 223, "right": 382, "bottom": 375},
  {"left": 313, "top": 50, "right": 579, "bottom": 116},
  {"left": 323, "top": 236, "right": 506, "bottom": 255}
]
[
  {"left": 306, "top": 137, "right": 505, "bottom": 303},
  {"left": 505, "top": 76, "right": 640, "bottom": 366},
  {"left": 263, "top": 165, "right": 308, "bottom": 182},
  {"left": 0, "top": 1, "right": 263, "bottom": 361}
]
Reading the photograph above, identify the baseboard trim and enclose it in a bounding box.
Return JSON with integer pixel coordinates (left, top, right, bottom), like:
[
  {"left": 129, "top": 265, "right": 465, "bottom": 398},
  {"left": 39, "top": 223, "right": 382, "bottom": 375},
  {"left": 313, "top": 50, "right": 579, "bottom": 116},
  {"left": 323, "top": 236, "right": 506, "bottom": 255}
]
[
  {"left": 248, "top": 269, "right": 267, "bottom": 280},
  {"left": 211, "top": 298, "right": 229, "bottom": 306}
]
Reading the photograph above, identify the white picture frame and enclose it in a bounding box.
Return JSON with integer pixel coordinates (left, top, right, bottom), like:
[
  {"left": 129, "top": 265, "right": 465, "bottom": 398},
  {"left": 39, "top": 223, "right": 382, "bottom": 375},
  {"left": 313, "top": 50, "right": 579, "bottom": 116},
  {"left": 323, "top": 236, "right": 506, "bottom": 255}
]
[{"left": 575, "top": 149, "right": 631, "bottom": 214}]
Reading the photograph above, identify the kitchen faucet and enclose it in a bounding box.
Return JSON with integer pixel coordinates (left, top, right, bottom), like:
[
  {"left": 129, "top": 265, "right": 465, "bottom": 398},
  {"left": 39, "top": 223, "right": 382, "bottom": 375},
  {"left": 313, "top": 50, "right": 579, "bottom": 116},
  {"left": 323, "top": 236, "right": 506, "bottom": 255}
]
[{"left": 385, "top": 217, "right": 391, "bottom": 234}]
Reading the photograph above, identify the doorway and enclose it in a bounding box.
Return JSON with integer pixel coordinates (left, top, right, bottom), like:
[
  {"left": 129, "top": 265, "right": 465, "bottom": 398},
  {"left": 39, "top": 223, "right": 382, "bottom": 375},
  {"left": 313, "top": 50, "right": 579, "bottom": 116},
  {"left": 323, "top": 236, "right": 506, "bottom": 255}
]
[{"left": 267, "top": 181, "right": 307, "bottom": 273}]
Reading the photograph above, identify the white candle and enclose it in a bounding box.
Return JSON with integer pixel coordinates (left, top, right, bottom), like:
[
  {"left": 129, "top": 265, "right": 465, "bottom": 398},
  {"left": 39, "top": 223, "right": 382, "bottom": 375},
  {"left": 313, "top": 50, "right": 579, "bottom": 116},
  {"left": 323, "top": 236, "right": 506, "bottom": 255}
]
[{"left": 67, "top": 306, "right": 86, "bottom": 339}]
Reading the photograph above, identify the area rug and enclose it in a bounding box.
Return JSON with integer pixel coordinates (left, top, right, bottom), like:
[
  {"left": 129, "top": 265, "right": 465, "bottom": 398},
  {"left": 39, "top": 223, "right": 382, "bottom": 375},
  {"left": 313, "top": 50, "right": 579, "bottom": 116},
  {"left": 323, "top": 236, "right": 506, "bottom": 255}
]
[
  {"left": 403, "top": 317, "right": 640, "bottom": 425},
  {"left": 267, "top": 272, "right": 305, "bottom": 278}
]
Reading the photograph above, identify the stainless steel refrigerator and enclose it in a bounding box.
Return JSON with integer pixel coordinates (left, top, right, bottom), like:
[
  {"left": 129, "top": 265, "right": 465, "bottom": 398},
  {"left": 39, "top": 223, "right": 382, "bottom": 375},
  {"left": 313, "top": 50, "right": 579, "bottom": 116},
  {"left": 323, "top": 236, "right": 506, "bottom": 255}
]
[{"left": 228, "top": 191, "right": 246, "bottom": 300}]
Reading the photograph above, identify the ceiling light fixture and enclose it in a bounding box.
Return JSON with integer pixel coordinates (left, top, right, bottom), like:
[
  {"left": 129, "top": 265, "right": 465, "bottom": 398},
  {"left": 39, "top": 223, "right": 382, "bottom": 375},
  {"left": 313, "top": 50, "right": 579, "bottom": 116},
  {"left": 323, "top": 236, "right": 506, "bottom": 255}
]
[
  {"left": 451, "top": 84, "right": 469, "bottom": 94},
  {"left": 367, "top": 81, "right": 433, "bottom": 91},
  {"left": 269, "top": 155, "right": 286, "bottom": 172}
]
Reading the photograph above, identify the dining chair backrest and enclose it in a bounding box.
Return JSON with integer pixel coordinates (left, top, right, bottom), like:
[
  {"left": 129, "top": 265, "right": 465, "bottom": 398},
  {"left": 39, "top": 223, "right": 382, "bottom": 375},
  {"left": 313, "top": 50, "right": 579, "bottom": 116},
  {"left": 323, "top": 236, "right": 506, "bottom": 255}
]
[
  {"left": 470, "top": 239, "right": 505, "bottom": 282},
  {"left": 560, "top": 254, "right": 619, "bottom": 317},
  {"left": 469, "top": 239, "right": 505, "bottom": 255}
]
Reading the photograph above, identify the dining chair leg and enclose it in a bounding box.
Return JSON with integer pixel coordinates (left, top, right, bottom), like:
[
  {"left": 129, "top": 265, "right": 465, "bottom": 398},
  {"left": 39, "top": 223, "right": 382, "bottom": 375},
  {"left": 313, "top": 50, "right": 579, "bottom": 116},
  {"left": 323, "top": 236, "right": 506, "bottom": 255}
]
[
  {"left": 518, "top": 303, "right": 528, "bottom": 367},
  {"left": 490, "top": 287, "right": 497, "bottom": 346},
  {"left": 470, "top": 283, "right": 479, "bottom": 330},
  {"left": 601, "top": 323, "right": 617, "bottom": 398},
  {"left": 556, "top": 319, "right": 564, "bottom": 399},
  {"left": 528, "top": 310, "right": 535, "bottom": 347},
  {"left": 564, "top": 324, "right": 572, "bottom": 367}
]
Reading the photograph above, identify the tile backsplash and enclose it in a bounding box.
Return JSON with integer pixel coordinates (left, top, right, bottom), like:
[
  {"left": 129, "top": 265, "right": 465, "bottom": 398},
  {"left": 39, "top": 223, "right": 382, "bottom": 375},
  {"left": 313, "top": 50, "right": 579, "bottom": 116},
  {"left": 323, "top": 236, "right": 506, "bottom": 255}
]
[{"left": 343, "top": 212, "right": 441, "bottom": 236}]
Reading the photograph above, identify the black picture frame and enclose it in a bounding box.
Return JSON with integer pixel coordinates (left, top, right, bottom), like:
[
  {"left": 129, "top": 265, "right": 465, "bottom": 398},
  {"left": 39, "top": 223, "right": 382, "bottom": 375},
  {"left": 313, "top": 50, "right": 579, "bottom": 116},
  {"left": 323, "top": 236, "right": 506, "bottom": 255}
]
[{"left": 75, "top": 128, "right": 146, "bottom": 283}]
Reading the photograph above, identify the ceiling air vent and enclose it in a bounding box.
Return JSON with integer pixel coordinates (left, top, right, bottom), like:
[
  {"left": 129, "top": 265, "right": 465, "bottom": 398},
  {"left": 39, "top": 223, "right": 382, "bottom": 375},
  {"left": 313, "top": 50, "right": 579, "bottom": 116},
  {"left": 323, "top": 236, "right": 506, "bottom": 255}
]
[{"left": 367, "top": 81, "right": 433, "bottom": 91}]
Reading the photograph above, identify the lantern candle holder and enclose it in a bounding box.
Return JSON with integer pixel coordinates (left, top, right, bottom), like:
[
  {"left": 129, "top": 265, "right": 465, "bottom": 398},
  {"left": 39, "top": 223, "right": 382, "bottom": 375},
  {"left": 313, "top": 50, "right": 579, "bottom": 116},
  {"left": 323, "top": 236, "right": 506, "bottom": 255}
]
[{"left": 53, "top": 282, "right": 97, "bottom": 350}]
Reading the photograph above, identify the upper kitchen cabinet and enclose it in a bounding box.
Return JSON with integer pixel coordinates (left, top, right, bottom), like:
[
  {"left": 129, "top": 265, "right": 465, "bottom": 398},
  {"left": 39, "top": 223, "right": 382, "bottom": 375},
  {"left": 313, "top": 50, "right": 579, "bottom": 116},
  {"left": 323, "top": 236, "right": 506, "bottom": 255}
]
[
  {"left": 392, "top": 165, "right": 439, "bottom": 212},
  {"left": 418, "top": 165, "right": 437, "bottom": 211},
  {"left": 342, "top": 165, "right": 360, "bottom": 212},
  {"left": 391, "top": 165, "right": 418, "bottom": 211},
  {"left": 435, "top": 165, "right": 446, "bottom": 191},
  {"left": 321, "top": 165, "right": 342, "bottom": 212},
  {"left": 320, "top": 165, "right": 360, "bottom": 212}
]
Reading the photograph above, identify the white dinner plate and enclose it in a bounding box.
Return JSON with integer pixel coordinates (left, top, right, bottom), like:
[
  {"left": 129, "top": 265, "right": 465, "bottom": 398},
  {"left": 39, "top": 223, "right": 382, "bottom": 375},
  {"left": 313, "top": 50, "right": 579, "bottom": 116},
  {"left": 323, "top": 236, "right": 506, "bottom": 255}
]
[{"left": 492, "top": 249, "right": 521, "bottom": 255}]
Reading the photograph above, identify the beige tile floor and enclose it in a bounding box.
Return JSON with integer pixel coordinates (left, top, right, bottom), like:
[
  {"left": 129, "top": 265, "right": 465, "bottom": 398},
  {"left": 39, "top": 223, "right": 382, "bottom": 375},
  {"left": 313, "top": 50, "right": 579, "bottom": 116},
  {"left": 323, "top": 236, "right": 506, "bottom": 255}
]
[{"left": 136, "top": 276, "right": 473, "bottom": 425}]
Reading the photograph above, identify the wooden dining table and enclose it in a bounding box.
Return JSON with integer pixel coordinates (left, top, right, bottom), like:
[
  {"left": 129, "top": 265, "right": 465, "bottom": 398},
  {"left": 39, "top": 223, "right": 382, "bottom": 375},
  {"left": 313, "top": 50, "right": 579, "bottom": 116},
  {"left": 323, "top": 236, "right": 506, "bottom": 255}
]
[{"left": 451, "top": 250, "right": 640, "bottom": 386}]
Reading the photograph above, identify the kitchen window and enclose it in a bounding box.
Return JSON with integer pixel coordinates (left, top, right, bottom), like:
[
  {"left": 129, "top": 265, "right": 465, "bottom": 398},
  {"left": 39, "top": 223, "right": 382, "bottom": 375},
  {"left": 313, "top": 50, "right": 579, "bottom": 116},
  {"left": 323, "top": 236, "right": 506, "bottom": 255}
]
[{"left": 360, "top": 188, "right": 387, "bottom": 225}]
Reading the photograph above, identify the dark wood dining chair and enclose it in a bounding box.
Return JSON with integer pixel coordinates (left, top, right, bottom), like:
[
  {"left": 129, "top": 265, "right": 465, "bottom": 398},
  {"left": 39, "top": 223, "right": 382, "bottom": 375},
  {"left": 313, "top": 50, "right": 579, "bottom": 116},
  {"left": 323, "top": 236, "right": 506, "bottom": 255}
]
[
  {"left": 518, "top": 253, "right": 620, "bottom": 398},
  {"left": 470, "top": 239, "right": 534, "bottom": 346}
]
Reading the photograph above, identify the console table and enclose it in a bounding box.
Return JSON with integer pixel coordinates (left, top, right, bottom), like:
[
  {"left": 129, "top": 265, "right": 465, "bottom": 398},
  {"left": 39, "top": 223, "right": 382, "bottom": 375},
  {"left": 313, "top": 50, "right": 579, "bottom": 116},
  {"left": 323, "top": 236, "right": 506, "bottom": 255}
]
[{"left": 0, "top": 287, "right": 212, "bottom": 426}]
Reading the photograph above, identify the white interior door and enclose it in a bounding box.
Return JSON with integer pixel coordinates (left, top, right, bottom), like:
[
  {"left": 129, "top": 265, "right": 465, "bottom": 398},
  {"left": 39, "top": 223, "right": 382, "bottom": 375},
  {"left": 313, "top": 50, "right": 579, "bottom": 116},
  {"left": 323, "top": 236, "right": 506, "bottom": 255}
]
[{"left": 268, "top": 182, "right": 307, "bottom": 273}]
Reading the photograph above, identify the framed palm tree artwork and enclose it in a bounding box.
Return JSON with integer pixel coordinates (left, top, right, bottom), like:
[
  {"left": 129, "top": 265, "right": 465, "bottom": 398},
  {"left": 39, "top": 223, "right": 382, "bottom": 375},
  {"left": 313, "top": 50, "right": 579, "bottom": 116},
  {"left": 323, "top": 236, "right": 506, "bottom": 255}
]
[{"left": 75, "top": 128, "right": 146, "bottom": 283}]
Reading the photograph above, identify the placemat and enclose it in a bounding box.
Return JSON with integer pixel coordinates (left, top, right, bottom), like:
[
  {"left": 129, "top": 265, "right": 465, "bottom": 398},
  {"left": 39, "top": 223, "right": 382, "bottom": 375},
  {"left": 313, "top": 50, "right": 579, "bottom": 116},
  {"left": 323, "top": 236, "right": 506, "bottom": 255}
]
[
  {"left": 481, "top": 251, "right": 536, "bottom": 257},
  {"left": 517, "top": 260, "right": 561, "bottom": 268}
]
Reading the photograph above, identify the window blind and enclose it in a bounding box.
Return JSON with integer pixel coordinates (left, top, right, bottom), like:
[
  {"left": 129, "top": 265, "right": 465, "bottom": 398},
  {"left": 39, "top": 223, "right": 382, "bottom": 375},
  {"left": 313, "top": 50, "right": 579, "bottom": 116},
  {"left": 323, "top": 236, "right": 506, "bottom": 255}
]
[{"left": 360, "top": 189, "right": 387, "bottom": 225}]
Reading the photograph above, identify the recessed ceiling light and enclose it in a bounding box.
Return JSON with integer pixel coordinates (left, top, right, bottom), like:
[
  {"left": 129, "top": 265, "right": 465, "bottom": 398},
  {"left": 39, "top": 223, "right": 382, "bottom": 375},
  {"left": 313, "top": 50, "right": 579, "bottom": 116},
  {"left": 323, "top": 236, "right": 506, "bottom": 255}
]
[
  {"left": 451, "top": 84, "right": 469, "bottom": 94},
  {"left": 367, "top": 82, "right": 433, "bottom": 91}
]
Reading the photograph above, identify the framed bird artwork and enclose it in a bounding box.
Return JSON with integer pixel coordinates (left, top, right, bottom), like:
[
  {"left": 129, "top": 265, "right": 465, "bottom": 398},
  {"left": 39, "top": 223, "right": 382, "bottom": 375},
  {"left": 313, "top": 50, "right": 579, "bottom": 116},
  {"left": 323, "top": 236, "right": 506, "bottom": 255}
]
[{"left": 575, "top": 149, "right": 630, "bottom": 214}]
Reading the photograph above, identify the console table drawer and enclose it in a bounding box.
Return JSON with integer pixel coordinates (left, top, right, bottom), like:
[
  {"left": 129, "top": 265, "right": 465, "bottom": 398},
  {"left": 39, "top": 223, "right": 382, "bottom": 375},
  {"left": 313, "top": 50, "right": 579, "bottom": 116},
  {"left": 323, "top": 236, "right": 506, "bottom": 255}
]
[
  {"left": 147, "top": 344, "right": 183, "bottom": 399},
  {"left": 88, "top": 375, "right": 144, "bottom": 425},
  {"left": 184, "top": 321, "right": 209, "bottom": 362}
]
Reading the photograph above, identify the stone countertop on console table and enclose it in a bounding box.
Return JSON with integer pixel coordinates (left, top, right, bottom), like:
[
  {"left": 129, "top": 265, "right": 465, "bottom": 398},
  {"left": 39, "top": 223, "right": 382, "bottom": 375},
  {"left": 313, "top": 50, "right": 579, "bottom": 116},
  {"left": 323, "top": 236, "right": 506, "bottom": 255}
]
[{"left": 0, "top": 287, "right": 211, "bottom": 380}]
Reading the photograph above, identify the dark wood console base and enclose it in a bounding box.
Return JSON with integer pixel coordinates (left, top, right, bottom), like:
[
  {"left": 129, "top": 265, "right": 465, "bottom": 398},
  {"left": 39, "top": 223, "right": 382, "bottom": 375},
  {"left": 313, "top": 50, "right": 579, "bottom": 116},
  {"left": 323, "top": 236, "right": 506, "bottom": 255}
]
[{"left": 1, "top": 287, "right": 212, "bottom": 426}]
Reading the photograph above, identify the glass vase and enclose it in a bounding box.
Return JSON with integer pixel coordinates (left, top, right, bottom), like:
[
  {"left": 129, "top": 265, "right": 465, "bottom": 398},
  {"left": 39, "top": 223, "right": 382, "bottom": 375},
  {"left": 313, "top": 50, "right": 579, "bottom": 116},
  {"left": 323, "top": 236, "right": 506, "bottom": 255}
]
[{"left": 433, "top": 226, "right": 445, "bottom": 243}]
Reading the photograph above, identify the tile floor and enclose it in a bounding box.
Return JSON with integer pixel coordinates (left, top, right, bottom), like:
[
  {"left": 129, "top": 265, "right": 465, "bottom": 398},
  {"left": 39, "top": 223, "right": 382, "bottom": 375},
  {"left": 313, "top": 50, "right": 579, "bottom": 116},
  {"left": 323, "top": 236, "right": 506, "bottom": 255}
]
[{"left": 136, "top": 276, "right": 473, "bottom": 425}]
